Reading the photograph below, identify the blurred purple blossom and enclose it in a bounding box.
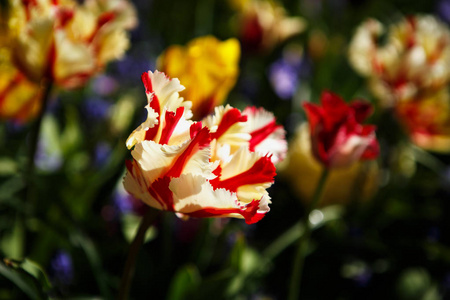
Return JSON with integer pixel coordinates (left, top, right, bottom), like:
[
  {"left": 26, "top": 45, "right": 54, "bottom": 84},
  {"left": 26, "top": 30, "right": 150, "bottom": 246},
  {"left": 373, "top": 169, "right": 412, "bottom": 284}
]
[
  {"left": 269, "top": 61, "right": 299, "bottom": 99},
  {"left": 353, "top": 269, "right": 372, "bottom": 287},
  {"left": 114, "top": 47, "right": 155, "bottom": 83},
  {"left": 94, "top": 142, "right": 112, "bottom": 167},
  {"left": 49, "top": 250, "right": 74, "bottom": 286},
  {"left": 113, "top": 187, "right": 134, "bottom": 215},
  {"left": 113, "top": 183, "right": 148, "bottom": 217},
  {"left": 82, "top": 97, "right": 111, "bottom": 121},
  {"left": 437, "top": 0, "right": 450, "bottom": 24},
  {"left": 268, "top": 49, "right": 311, "bottom": 99},
  {"left": 91, "top": 75, "right": 118, "bottom": 96}
]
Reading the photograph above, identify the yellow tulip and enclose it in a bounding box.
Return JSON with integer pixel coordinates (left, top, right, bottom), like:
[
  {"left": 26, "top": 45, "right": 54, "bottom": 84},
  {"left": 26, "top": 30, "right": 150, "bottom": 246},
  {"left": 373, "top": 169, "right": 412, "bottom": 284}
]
[{"left": 158, "top": 36, "right": 240, "bottom": 119}]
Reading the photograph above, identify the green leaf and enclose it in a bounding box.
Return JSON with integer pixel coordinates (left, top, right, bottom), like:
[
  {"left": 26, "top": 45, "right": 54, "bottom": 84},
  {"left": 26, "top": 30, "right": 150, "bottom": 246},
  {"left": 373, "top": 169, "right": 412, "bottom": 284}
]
[
  {"left": 166, "top": 264, "right": 201, "bottom": 300},
  {"left": 70, "top": 231, "right": 112, "bottom": 299},
  {"left": 0, "top": 217, "right": 25, "bottom": 259},
  {"left": 0, "top": 259, "right": 50, "bottom": 300},
  {"left": 0, "top": 157, "right": 18, "bottom": 175},
  {"left": 0, "top": 175, "right": 25, "bottom": 202},
  {"left": 121, "top": 214, "right": 157, "bottom": 244},
  {"left": 229, "top": 234, "right": 246, "bottom": 271}
]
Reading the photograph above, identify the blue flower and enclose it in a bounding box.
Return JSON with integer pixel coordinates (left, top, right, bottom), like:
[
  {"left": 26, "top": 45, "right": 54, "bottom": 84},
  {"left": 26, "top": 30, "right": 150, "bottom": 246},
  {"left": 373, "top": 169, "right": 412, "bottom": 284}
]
[
  {"left": 437, "top": 0, "right": 450, "bottom": 24},
  {"left": 82, "top": 97, "right": 111, "bottom": 121},
  {"left": 268, "top": 48, "right": 310, "bottom": 99},
  {"left": 91, "top": 75, "right": 118, "bottom": 96},
  {"left": 94, "top": 142, "right": 112, "bottom": 168},
  {"left": 49, "top": 250, "right": 74, "bottom": 286}
]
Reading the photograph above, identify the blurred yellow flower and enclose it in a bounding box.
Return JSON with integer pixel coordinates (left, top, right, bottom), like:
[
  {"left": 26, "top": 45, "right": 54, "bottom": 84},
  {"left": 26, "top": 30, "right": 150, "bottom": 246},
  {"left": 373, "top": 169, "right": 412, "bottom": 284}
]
[
  {"left": 279, "top": 123, "right": 379, "bottom": 207},
  {"left": 230, "top": 0, "right": 306, "bottom": 53},
  {"left": 6, "top": 0, "right": 137, "bottom": 89},
  {"left": 396, "top": 88, "right": 450, "bottom": 152},
  {"left": 0, "top": 47, "right": 43, "bottom": 122},
  {"left": 157, "top": 36, "right": 240, "bottom": 119},
  {"left": 348, "top": 15, "right": 450, "bottom": 107}
]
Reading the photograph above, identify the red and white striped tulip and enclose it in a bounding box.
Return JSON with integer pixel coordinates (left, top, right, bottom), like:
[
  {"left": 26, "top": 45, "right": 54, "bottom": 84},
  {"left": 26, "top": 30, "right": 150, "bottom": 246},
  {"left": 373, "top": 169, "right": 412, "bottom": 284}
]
[{"left": 124, "top": 71, "right": 286, "bottom": 224}]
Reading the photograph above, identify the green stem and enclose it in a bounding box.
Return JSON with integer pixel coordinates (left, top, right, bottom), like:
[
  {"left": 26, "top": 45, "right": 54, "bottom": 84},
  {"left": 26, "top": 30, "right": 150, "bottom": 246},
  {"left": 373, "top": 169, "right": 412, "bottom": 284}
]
[
  {"left": 25, "top": 80, "right": 53, "bottom": 205},
  {"left": 118, "top": 208, "right": 159, "bottom": 300},
  {"left": 288, "top": 168, "right": 329, "bottom": 300}
]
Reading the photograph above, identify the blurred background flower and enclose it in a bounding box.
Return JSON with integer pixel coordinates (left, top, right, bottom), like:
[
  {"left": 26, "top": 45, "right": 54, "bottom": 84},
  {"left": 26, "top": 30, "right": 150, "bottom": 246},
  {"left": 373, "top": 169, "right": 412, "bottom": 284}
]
[
  {"left": 302, "top": 91, "right": 379, "bottom": 168},
  {"left": 230, "top": 0, "right": 306, "bottom": 54},
  {"left": 157, "top": 36, "right": 241, "bottom": 119},
  {"left": 6, "top": 0, "right": 138, "bottom": 89},
  {"left": 0, "top": 48, "right": 43, "bottom": 122},
  {"left": 268, "top": 45, "right": 310, "bottom": 100},
  {"left": 348, "top": 15, "right": 450, "bottom": 108},
  {"left": 280, "top": 123, "right": 379, "bottom": 206},
  {"left": 395, "top": 88, "right": 450, "bottom": 152}
]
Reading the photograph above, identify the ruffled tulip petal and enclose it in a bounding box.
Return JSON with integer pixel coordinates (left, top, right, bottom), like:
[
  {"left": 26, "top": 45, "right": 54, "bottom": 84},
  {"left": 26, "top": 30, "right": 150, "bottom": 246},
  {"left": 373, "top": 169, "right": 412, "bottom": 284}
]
[
  {"left": 243, "top": 106, "right": 287, "bottom": 163},
  {"left": 303, "top": 91, "right": 379, "bottom": 168},
  {"left": 124, "top": 71, "right": 284, "bottom": 224},
  {"left": 172, "top": 174, "right": 270, "bottom": 224}
]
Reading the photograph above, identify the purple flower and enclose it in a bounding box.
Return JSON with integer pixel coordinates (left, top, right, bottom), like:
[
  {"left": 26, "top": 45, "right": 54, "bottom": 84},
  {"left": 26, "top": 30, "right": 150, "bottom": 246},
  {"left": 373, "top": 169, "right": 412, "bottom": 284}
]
[
  {"left": 268, "top": 49, "right": 310, "bottom": 99},
  {"left": 437, "top": 0, "right": 450, "bottom": 24},
  {"left": 113, "top": 184, "right": 147, "bottom": 217},
  {"left": 49, "top": 250, "right": 74, "bottom": 286},
  {"left": 269, "top": 60, "right": 299, "bottom": 99},
  {"left": 114, "top": 54, "right": 154, "bottom": 83},
  {"left": 82, "top": 97, "right": 111, "bottom": 121},
  {"left": 91, "top": 75, "right": 118, "bottom": 96},
  {"left": 94, "top": 142, "right": 112, "bottom": 167}
]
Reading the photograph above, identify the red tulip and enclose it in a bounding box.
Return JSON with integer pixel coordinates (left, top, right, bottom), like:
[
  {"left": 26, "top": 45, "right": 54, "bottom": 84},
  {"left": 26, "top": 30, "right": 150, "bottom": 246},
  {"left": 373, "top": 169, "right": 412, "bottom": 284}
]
[{"left": 303, "top": 91, "right": 379, "bottom": 168}]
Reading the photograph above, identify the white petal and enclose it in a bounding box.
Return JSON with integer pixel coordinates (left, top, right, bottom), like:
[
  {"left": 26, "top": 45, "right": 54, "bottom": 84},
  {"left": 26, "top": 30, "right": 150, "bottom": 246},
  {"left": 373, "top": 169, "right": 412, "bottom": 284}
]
[{"left": 170, "top": 174, "right": 243, "bottom": 218}]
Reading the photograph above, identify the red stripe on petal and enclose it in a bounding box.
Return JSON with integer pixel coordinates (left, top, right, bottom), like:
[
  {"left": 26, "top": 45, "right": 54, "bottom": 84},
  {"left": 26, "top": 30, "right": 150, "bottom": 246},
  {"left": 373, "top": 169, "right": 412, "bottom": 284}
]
[
  {"left": 22, "top": 0, "right": 37, "bottom": 21},
  {"left": 87, "top": 11, "right": 116, "bottom": 42},
  {"left": 164, "top": 127, "right": 211, "bottom": 178},
  {"left": 240, "top": 199, "right": 266, "bottom": 224},
  {"left": 126, "top": 160, "right": 167, "bottom": 210},
  {"left": 125, "top": 159, "right": 135, "bottom": 171},
  {"left": 183, "top": 199, "right": 266, "bottom": 224},
  {"left": 97, "top": 12, "right": 116, "bottom": 28},
  {"left": 190, "top": 122, "right": 203, "bottom": 139},
  {"left": 56, "top": 8, "right": 74, "bottom": 28},
  {"left": 143, "top": 94, "right": 161, "bottom": 142},
  {"left": 150, "top": 176, "right": 174, "bottom": 211},
  {"left": 141, "top": 72, "right": 153, "bottom": 94},
  {"left": 141, "top": 73, "right": 161, "bottom": 142},
  {"left": 211, "top": 108, "right": 247, "bottom": 140},
  {"left": 185, "top": 207, "right": 244, "bottom": 219},
  {"left": 210, "top": 156, "right": 276, "bottom": 192},
  {"left": 159, "top": 106, "right": 184, "bottom": 145},
  {"left": 249, "top": 120, "right": 281, "bottom": 151}
]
